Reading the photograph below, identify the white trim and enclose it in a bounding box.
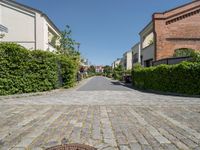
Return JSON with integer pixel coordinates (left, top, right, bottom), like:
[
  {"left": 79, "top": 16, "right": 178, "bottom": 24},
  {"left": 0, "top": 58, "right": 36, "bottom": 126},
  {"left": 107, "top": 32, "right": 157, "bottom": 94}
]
[
  {"left": 46, "top": 21, "right": 60, "bottom": 36},
  {"left": 138, "top": 44, "right": 141, "bottom": 63}
]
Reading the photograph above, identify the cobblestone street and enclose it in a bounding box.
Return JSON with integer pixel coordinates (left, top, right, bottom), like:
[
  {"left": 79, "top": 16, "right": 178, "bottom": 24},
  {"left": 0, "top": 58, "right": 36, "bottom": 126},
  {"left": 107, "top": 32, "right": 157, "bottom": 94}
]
[{"left": 0, "top": 77, "right": 200, "bottom": 150}]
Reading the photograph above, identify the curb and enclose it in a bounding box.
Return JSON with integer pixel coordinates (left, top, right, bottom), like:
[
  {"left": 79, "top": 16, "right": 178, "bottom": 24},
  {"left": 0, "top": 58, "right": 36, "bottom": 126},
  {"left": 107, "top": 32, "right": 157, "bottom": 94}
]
[
  {"left": 0, "top": 89, "right": 61, "bottom": 100},
  {"left": 0, "top": 77, "right": 94, "bottom": 100}
]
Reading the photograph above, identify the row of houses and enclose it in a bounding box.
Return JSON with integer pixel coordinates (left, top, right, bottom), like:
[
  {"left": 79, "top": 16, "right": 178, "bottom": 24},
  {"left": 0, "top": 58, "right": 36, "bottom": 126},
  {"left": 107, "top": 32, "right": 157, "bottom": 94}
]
[
  {"left": 112, "top": 0, "right": 200, "bottom": 69},
  {"left": 0, "top": 0, "right": 61, "bottom": 51}
]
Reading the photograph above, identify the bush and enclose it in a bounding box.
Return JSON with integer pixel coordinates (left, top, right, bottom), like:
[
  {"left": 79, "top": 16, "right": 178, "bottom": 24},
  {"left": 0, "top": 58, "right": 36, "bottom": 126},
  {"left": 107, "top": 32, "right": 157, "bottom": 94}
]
[
  {"left": 173, "top": 48, "right": 195, "bottom": 57},
  {"left": 0, "top": 43, "right": 79, "bottom": 95},
  {"left": 58, "top": 55, "right": 78, "bottom": 88},
  {"left": 191, "top": 51, "right": 200, "bottom": 62},
  {"left": 113, "top": 65, "right": 124, "bottom": 81},
  {"left": 132, "top": 61, "right": 200, "bottom": 95}
]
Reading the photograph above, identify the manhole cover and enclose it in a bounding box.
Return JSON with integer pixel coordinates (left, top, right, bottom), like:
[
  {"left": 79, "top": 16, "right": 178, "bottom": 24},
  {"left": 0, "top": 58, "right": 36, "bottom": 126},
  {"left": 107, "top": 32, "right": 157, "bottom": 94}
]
[{"left": 46, "top": 144, "right": 97, "bottom": 150}]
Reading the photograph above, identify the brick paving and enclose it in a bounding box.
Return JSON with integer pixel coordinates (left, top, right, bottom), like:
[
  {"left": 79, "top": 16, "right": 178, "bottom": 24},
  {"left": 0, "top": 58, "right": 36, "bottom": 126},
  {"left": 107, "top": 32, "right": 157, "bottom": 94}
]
[{"left": 0, "top": 77, "right": 200, "bottom": 150}]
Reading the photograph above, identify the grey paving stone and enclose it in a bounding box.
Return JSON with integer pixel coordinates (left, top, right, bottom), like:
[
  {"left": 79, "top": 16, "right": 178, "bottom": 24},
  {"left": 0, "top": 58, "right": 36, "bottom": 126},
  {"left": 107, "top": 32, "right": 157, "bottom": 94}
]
[
  {"left": 0, "top": 77, "right": 200, "bottom": 149},
  {"left": 119, "top": 145, "right": 130, "bottom": 150},
  {"left": 104, "top": 138, "right": 117, "bottom": 147},
  {"left": 11, "top": 148, "right": 26, "bottom": 150},
  {"left": 161, "top": 143, "right": 178, "bottom": 150},
  {"left": 194, "top": 146, "right": 200, "bottom": 150},
  {"left": 95, "top": 143, "right": 110, "bottom": 150},
  {"left": 129, "top": 143, "right": 142, "bottom": 150}
]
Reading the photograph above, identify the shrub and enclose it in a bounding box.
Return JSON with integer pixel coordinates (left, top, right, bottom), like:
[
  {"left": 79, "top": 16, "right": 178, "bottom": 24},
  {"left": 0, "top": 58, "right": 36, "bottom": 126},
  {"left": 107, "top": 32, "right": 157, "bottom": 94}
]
[
  {"left": 191, "top": 51, "right": 200, "bottom": 62},
  {"left": 132, "top": 61, "right": 200, "bottom": 95},
  {"left": 0, "top": 43, "right": 79, "bottom": 95},
  {"left": 58, "top": 55, "right": 78, "bottom": 88},
  {"left": 113, "top": 65, "right": 124, "bottom": 81},
  {"left": 173, "top": 48, "right": 195, "bottom": 57}
]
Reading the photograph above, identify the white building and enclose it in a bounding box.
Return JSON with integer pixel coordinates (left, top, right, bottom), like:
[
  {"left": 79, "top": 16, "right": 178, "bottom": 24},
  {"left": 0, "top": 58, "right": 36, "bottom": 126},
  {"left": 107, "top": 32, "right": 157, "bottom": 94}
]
[
  {"left": 112, "top": 58, "right": 121, "bottom": 69},
  {"left": 122, "top": 50, "right": 132, "bottom": 70},
  {"left": 131, "top": 42, "right": 140, "bottom": 66},
  {"left": 139, "top": 22, "right": 155, "bottom": 67},
  {"left": 0, "top": 0, "right": 61, "bottom": 51}
]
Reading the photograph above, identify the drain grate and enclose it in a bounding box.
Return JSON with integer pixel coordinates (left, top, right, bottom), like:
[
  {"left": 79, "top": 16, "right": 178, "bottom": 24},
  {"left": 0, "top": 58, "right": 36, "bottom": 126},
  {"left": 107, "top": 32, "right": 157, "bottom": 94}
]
[{"left": 46, "top": 144, "right": 97, "bottom": 150}]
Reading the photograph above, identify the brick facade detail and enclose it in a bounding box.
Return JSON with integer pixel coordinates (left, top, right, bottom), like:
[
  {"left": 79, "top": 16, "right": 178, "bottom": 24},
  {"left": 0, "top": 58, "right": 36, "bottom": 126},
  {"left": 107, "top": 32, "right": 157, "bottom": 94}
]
[{"left": 153, "top": 0, "right": 200, "bottom": 60}]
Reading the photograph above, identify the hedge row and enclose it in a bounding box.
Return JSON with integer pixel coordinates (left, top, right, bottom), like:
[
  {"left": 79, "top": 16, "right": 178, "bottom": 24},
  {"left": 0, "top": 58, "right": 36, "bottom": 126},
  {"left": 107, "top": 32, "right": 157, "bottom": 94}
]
[
  {"left": 0, "top": 43, "right": 79, "bottom": 95},
  {"left": 132, "top": 62, "right": 200, "bottom": 95}
]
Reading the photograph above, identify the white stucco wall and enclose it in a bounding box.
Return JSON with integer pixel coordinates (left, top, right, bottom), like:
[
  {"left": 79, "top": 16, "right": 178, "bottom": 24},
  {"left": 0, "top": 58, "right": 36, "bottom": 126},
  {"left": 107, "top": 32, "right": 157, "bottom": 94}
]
[
  {"left": 35, "top": 13, "right": 59, "bottom": 51},
  {"left": 126, "top": 51, "right": 132, "bottom": 70},
  {"left": 131, "top": 43, "right": 140, "bottom": 64},
  {"left": 140, "top": 22, "right": 154, "bottom": 49},
  {"left": 132, "top": 43, "right": 139, "bottom": 55},
  {"left": 0, "top": 4, "right": 2, "bottom": 25},
  {"left": 142, "top": 32, "right": 154, "bottom": 49},
  {"left": 35, "top": 13, "right": 45, "bottom": 50},
  {"left": 0, "top": 2, "right": 35, "bottom": 49},
  {"left": 47, "top": 26, "right": 60, "bottom": 52},
  {"left": 141, "top": 44, "right": 155, "bottom": 63},
  {"left": 113, "top": 59, "right": 121, "bottom": 68},
  {"left": 0, "top": 1, "right": 60, "bottom": 51},
  {"left": 43, "top": 21, "right": 49, "bottom": 50}
]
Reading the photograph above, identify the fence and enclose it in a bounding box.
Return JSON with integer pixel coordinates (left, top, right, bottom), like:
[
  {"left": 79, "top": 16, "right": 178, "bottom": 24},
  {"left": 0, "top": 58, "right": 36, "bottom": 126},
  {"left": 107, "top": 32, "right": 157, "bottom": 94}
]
[{"left": 153, "top": 56, "right": 193, "bottom": 66}]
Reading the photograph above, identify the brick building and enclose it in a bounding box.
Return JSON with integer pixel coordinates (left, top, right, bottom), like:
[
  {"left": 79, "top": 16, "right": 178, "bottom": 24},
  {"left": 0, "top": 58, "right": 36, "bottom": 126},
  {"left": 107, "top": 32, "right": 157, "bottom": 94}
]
[{"left": 140, "top": 0, "right": 200, "bottom": 66}]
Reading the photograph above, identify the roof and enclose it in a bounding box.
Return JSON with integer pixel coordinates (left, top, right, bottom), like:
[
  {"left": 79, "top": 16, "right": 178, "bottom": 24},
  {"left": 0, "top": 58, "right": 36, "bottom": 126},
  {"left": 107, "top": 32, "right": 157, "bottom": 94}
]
[
  {"left": 139, "top": 21, "right": 153, "bottom": 35},
  {"left": 131, "top": 42, "right": 140, "bottom": 49},
  {"left": 114, "top": 58, "right": 121, "bottom": 61},
  {"left": 131, "top": 42, "right": 140, "bottom": 53},
  {"left": 1, "top": 0, "right": 61, "bottom": 35},
  {"left": 125, "top": 50, "right": 132, "bottom": 54}
]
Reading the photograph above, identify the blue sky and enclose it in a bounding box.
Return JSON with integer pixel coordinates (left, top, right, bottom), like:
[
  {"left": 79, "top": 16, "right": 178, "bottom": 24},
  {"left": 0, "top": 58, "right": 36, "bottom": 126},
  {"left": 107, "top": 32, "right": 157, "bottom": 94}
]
[{"left": 17, "top": 0, "right": 191, "bottom": 65}]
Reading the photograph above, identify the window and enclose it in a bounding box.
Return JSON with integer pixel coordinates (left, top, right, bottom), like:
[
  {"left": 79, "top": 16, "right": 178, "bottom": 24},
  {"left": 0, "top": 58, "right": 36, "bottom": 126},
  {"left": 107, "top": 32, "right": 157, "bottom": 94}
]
[{"left": 144, "top": 59, "right": 153, "bottom": 67}]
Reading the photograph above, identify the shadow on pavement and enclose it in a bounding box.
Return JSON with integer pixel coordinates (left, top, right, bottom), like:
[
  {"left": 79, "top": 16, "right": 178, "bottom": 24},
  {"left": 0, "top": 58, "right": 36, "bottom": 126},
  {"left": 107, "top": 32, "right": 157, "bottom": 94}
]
[{"left": 110, "top": 81, "right": 133, "bottom": 89}]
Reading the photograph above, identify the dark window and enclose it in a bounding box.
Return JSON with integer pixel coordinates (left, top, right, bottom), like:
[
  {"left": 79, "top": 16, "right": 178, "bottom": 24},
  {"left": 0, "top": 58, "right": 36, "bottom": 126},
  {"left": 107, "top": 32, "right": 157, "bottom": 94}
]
[{"left": 144, "top": 59, "right": 153, "bottom": 67}]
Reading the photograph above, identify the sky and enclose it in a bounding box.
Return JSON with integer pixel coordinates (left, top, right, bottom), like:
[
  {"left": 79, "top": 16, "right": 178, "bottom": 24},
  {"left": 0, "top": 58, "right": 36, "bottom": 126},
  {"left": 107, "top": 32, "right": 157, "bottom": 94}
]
[{"left": 17, "top": 0, "right": 191, "bottom": 66}]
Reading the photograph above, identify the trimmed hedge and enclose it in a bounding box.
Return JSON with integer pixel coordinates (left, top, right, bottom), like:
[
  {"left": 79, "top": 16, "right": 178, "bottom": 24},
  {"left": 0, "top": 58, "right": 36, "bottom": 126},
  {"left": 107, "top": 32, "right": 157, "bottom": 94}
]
[
  {"left": 0, "top": 43, "right": 79, "bottom": 95},
  {"left": 132, "top": 62, "right": 200, "bottom": 95},
  {"left": 58, "top": 55, "right": 79, "bottom": 88}
]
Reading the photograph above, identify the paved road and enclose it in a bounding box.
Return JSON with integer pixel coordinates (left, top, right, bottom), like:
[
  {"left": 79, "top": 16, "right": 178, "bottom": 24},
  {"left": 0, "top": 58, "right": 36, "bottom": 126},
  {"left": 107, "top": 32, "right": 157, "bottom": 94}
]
[
  {"left": 0, "top": 77, "right": 200, "bottom": 150},
  {"left": 77, "top": 76, "right": 132, "bottom": 91}
]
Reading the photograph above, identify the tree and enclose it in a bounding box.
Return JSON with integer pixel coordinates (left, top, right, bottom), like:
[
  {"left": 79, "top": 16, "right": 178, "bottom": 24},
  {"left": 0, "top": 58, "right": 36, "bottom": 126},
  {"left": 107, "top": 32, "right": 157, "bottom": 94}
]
[
  {"left": 88, "top": 65, "right": 95, "bottom": 74},
  {"left": 103, "top": 65, "right": 112, "bottom": 77},
  {"left": 113, "top": 65, "right": 124, "bottom": 80},
  {"left": 57, "top": 25, "right": 80, "bottom": 56}
]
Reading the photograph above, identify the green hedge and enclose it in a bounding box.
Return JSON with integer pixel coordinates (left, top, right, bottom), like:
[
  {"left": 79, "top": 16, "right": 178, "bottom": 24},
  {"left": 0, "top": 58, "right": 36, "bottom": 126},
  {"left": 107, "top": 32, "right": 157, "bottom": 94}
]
[
  {"left": 132, "top": 62, "right": 200, "bottom": 95},
  {"left": 0, "top": 43, "right": 78, "bottom": 95},
  {"left": 58, "top": 55, "right": 78, "bottom": 88}
]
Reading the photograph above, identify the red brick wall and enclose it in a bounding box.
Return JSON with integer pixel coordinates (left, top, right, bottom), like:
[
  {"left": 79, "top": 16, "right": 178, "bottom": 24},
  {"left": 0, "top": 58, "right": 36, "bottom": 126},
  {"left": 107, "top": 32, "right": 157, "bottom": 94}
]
[{"left": 153, "top": 1, "right": 200, "bottom": 60}]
